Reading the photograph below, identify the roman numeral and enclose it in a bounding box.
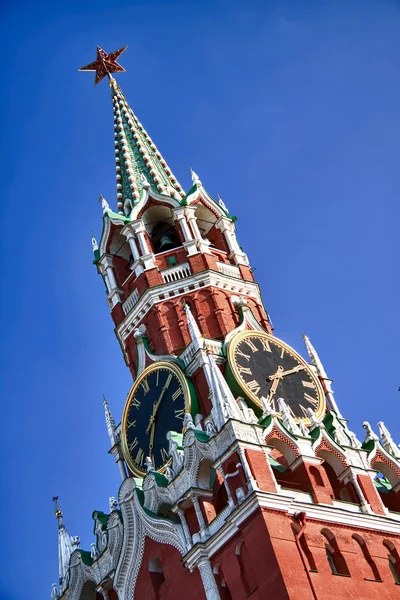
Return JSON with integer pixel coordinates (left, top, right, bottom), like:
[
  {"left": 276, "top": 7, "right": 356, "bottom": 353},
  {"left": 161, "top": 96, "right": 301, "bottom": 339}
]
[
  {"left": 299, "top": 404, "right": 308, "bottom": 418},
  {"left": 246, "top": 339, "right": 258, "bottom": 352},
  {"left": 128, "top": 437, "right": 138, "bottom": 454},
  {"left": 141, "top": 379, "right": 150, "bottom": 395},
  {"left": 172, "top": 388, "right": 183, "bottom": 402},
  {"left": 132, "top": 396, "right": 141, "bottom": 408},
  {"left": 238, "top": 366, "right": 252, "bottom": 375},
  {"left": 280, "top": 347, "right": 285, "bottom": 359},
  {"left": 127, "top": 419, "right": 136, "bottom": 429},
  {"left": 302, "top": 380, "right": 315, "bottom": 389},
  {"left": 236, "top": 348, "right": 250, "bottom": 361},
  {"left": 261, "top": 338, "right": 271, "bottom": 352},
  {"left": 304, "top": 392, "right": 318, "bottom": 408},
  {"left": 165, "top": 373, "right": 173, "bottom": 388},
  {"left": 156, "top": 371, "right": 159, "bottom": 386},
  {"left": 160, "top": 447, "right": 169, "bottom": 463},
  {"left": 135, "top": 448, "right": 144, "bottom": 468},
  {"left": 174, "top": 408, "right": 185, "bottom": 420},
  {"left": 247, "top": 380, "right": 261, "bottom": 395}
]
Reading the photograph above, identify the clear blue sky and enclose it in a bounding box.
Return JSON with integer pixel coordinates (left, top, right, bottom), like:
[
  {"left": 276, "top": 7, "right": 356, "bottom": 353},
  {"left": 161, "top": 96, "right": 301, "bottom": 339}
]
[{"left": 1, "top": 0, "right": 399, "bottom": 597}]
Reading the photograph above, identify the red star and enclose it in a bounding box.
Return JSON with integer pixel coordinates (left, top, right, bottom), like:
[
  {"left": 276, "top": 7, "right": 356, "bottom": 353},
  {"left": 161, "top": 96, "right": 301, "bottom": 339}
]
[{"left": 79, "top": 45, "right": 127, "bottom": 86}]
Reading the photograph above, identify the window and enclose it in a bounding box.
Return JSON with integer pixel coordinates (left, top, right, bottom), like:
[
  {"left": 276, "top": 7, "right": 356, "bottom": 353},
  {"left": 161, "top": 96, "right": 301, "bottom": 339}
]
[
  {"left": 236, "top": 541, "right": 258, "bottom": 595},
  {"left": 383, "top": 540, "right": 400, "bottom": 584},
  {"left": 149, "top": 555, "right": 165, "bottom": 599},
  {"left": 321, "top": 529, "right": 350, "bottom": 576},
  {"left": 291, "top": 524, "right": 317, "bottom": 571},
  {"left": 352, "top": 535, "right": 381, "bottom": 581}
]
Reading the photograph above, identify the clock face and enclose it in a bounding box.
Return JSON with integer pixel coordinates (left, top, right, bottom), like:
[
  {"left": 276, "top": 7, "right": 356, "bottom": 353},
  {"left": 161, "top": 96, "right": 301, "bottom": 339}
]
[
  {"left": 228, "top": 331, "right": 325, "bottom": 421},
  {"left": 121, "top": 362, "right": 190, "bottom": 477}
]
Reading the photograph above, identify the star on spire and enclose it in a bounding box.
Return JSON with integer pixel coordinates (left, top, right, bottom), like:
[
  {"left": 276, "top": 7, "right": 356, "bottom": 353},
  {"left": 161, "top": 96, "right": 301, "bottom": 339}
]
[{"left": 79, "top": 45, "right": 127, "bottom": 86}]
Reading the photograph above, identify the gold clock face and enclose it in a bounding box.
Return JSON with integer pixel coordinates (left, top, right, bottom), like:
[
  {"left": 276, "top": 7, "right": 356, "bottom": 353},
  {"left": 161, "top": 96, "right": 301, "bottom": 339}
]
[
  {"left": 228, "top": 331, "right": 325, "bottom": 421},
  {"left": 121, "top": 362, "right": 191, "bottom": 477}
]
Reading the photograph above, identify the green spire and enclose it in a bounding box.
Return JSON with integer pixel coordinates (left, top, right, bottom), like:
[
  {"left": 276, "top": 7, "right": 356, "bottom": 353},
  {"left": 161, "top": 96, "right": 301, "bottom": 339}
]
[{"left": 110, "top": 77, "right": 184, "bottom": 214}]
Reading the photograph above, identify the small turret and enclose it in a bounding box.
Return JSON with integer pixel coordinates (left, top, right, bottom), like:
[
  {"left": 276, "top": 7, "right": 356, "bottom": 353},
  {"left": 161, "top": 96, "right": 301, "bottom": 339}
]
[
  {"left": 53, "top": 497, "right": 74, "bottom": 594},
  {"left": 103, "top": 396, "right": 127, "bottom": 481}
]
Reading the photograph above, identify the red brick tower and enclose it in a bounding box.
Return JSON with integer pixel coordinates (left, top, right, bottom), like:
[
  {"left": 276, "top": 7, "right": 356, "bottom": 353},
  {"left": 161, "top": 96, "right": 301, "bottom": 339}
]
[{"left": 50, "top": 47, "right": 400, "bottom": 600}]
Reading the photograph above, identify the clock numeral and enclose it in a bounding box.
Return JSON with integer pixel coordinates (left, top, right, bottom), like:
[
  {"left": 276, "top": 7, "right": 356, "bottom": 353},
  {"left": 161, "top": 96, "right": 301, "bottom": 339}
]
[
  {"left": 135, "top": 448, "right": 144, "bottom": 468},
  {"left": 299, "top": 404, "right": 309, "bottom": 418},
  {"left": 246, "top": 339, "right": 258, "bottom": 352},
  {"left": 247, "top": 380, "right": 261, "bottom": 395},
  {"left": 127, "top": 419, "right": 136, "bottom": 430},
  {"left": 280, "top": 347, "right": 285, "bottom": 359},
  {"left": 302, "top": 380, "right": 315, "bottom": 389},
  {"left": 261, "top": 338, "right": 272, "bottom": 353},
  {"left": 238, "top": 366, "right": 252, "bottom": 375},
  {"left": 172, "top": 388, "right": 183, "bottom": 402},
  {"left": 156, "top": 371, "right": 159, "bottom": 386},
  {"left": 174, "top": 408, "right": 185, "bottom": 420},
  {"left": 141, "top": 379, "right": 150, "bottom": 395},
  {"left": 128, "top": 437, "right": 138, "bottom": 454},
  {"left": 160, "top": 447, "right": 169, "bottom": 463},
  {"left": 236, "top": 348, "right": 250, "bottom": 361},
  {"left": 304, "top": 392, "right": 318, "bottom": 408},
  {"left": 165, "top": 373, "right": 173, "bottom": 388},
  {"left": 132, "top": 396, "right": 141, "bottom": 408}
]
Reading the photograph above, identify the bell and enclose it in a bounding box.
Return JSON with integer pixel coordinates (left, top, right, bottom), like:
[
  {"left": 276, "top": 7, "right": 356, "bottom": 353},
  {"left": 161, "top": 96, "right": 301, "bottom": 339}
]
[{"left": 159, "top": 233, "right": 176, "bottom": 251}]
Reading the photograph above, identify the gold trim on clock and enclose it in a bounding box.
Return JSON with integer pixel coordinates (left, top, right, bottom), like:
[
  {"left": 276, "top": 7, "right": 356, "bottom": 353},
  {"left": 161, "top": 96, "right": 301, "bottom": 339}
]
[{"left": 227, "top": 330, "right": 326, "bottom": 422}]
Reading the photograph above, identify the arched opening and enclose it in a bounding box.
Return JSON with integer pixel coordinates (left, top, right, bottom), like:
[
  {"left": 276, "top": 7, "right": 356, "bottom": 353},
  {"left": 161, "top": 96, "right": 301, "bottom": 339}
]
[
  {"left": 321, "top": 529, "right": 350, "bottom": 576},
  {"left": 383, "top": 539, "right": 400, "bottom": 584},
  {"left": 268, "top": 444, "right": 310, "bottom": 495},
  {"left": 236, "top": 541, "right": 258, "bottom": 595},
  {"left": 151, "top": 221, "right": 181, "bottom": 254},
  {"left": 197, "top": 459, "right": 214, "bottom": 489},
  {"left": 352, "top": 534, "right": 381, "bottom": 581},
  {"left": 213, "top": 470, "right": 228, "bottom": 514},
  {"left": 291, "top": 524, "right": 317, "bottom": 571},
  {"left": 374, "top": 464, "right": 400, "bottom": 512},
  {"left": 79, "top": 581, "right": 103, "bottom": 600},
  {"left": 108, "top": 231, "right": 133, "bottom": 287},
  {"left": 309, "top": 466, "right": 324, "bottom": 487},
  {"left": 318, "top": 456, "right": 358, "bottom": 504},
  {"left": 194, "top": 204, "right": 228, "bottom": 253},
  {"left": 149, "top": 555, "right": 166, "bottom": 599},
  {"left": 213, "top": 564, "right": 233, "bottom": 600}
]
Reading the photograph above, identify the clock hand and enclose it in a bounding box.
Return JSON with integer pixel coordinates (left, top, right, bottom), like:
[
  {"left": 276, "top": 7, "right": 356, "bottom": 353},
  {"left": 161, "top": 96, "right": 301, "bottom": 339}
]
[
  {"left": 149, "top": 420, "right": 156, "bottom": 455},
  {"left": 145, "top": 384, "right": 168, "bottom": 435},
  {"left": 269, "top": 364, "right": 305, "bottom": 380},
  {"left": 266, "top": 365, "right": 283, "bottom": 404}
]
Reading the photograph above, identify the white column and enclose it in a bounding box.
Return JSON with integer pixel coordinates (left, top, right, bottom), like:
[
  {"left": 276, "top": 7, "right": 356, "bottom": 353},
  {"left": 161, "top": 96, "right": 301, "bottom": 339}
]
[
  {"left": 125, "top": 230, "right": 140, "bottom": 261},
  {"left": 197, "top": 555, "right": 221, "bottom": 600},
  {"left": 192, "top": 496, "right": 207, "bottom": 539},
  {"left": 217, "top": 464, "right": 235, "bottom": 508},
  {"left": 349, "top": 472, "right": 372, "bottom": 514},
  {"left": 215, "top": 217, "right": 248, "bottom": 265},
  {"left": 172, "top": 207, "right": 198, "bottom": 256},
  {"left": 237, "top": 446, "right": 257, "bottom": 493},
  {"left": 130, "top": 219, "right": 156, "bottom": 269},
  {"left": 176, "top": 508, "right": 193, "bottom": 549},
  {"left": 98, "top": 256, "right": 121, "bottom": 307}
]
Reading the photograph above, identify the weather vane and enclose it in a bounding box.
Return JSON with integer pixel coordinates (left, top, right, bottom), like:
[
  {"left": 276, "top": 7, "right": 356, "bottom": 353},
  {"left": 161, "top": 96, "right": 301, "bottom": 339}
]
[{"left": 79, "top": 45, "right": 127, "bottom": 86}]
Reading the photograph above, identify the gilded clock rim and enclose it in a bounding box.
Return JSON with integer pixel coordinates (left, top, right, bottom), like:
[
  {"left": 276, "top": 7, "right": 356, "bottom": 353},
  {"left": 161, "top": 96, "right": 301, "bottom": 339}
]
[
  {"left": 121, "top": 361, "right": 191, "bottom": 478},
  {"left": 227, "top": 330, "right": 326, "bottom": 422}
]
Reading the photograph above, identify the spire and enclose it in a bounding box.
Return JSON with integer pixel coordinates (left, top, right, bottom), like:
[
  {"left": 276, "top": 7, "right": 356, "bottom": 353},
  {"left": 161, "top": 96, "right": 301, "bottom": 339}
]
[
  {"left": 80, "top": 46, "right": 185, "bottom": 214},
  {"left": 302, "top": 333, "right": 342, "bottom": 417},
  {"left": 103, "top": 395, "right": 117, "bottom": 446},
  {"left": 53, "top": 497, "right": 73, "bottom": 592},
  {"left": 183, "top": 304, "right": 203, "bottom": 349},
  {"left": 206, "top": 350, "right": 242, "bottom": 430}
]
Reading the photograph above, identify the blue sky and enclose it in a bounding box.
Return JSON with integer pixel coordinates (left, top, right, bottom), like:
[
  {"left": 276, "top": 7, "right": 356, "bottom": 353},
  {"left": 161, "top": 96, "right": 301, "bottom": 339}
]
[{"left": 1, "top": 0, "right": 399, "bottom": 597}]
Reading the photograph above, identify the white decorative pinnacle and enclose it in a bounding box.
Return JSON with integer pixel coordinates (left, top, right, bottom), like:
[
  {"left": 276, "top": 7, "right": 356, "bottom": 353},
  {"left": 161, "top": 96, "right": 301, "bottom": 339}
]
[
  {"left": 217, "top": 194, "right": 229, "bottom": 214},
  {"left": 109, "top": 496, "right": 118, "bottom": 512},
  {"left": 206, "top": 350, "right": 242, "bottom": 430},
  {"left": 277, "top": 398, "right": 303, "bottom": 436},
  {"left": 51, "top": 583, "right": 60, "bottom": 599},
  {"left": 190, "top": 166, "right": 202, "bottom": 187},
  {"left": 306, "top": 407, "right": 324, "bottom": 431},
  {"left": 145, "top": 456, "right": 155, "bottom": 473},
  {"left": 99, "top": 194, "right": 110, "bottom": 214},
  {"left": 362, "top": 421, "right": 379, "bottom": 443},
  {"left": 183, "top": 304, "right": 203, "bottom": 349},
  {"left": 103, "top": 396, "right": 118, "bottom": 446},
  {"left": 141, "top": 172, "right": 150, "bottom": 189},
  {"left": 54, "top": 499, "right": 74, "bottom": 593},
  {"left": 91, "top": 236, "right": 99, "bottom": 252},
  {"left": 378, "top": 421, "right": 400, "bottom": 459}
]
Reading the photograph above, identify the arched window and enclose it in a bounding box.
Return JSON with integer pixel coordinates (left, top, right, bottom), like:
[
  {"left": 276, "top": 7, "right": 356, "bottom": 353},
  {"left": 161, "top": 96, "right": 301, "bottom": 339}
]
[
  {"left": 236, "top": 541, "right": 258, "bottom": 595},
  {"left": 151, "top": 221, "right": 181, "bottom": 253},
  {"left": 149, "top": 555, "right": 165, "bottom": 599},
  {"left": 79, "top": 581, "right": 103, "bottom": 600},
  {"left": 291, "top": 524, "right": 317, "bottom": 571},
  {"left": 352, "top": 535, "right": 381, "bottom": 581},
  {"left": 309, "top": 466, "right": 324, "bottom": 487},
  {"left": 213, "top": 565, "right": 233, "bottom": 600},
  {"left": 383, "top": 540, "right": 400, "bottom": 584},
  {"left": 321, "top": 529, "right": 350, "bottom": 576}
]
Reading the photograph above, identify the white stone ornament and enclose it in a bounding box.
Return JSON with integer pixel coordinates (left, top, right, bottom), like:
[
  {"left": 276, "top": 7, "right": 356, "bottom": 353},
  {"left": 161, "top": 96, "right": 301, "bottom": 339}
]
[
  {"left": 378, "top": 421, "right": 400, "bottom": 459},
  {"left": 91, "top": 236, "right": 99, "bottom": 252},
  {"left": 70, "top": 536, "right": 80, "bottom": 548},
  {"left": 217, "top": 194, "right": 229, "bottom": 213},
  {"left": 306, "top": 408, "right": 323, "bottom": 431},
  {"left": 260, "top": 396, "right": 277, "bottom": 418},
  {"left": 134, "top": 323, "right": 147, "bottom": 339},
  {"left": 190, "top": 166, "right": 202, "bottom": 186},
  {"left": 205, "top": 419, "right": 217, "bottom": 436},
  {"left": 51, "top": 584, "right": 60, "bottom": 599},
  {"left": 183, "top": 413, "right": 196, "bottom": 430},
  {"left": 145, "top": 456, "right": 155, "bottom": 473},
  {"left": 277, "top": 398, "right": 303, "bottom": 436},
  {"left": 167, "top": 431, "right": 184, "bottom": 475},
  {"left": 362, "top": 421, "right": 379, "bottom": 443},
  {"left": 298, "top": 420, "right": 310, "bottom": 437},
  {"left": 237, "top": 397, "right": 258, "bottom": 424},
  {"left": 99, "top": 194, "right": 110, "bottom": 214},
  {"left": 165, "top": 464, "right": 174, "bottom": 481},
  {"left": 109, "top": 496, "right": 118, "bottom": 512},
  {"left": 90, "top": 543, "right": 98, "bottom": 559},
  {"left": 141, "top": 172, "right": 150, "bottom": 189}
]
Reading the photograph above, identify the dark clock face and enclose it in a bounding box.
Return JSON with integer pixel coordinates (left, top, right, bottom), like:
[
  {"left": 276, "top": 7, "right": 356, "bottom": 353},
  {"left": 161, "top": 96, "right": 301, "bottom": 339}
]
[
  {"left": 229, "top": 332, "right": 325, "bottom": 421},
  {"left": 121, "top": 363, "right": 189, "bottom": 476}
]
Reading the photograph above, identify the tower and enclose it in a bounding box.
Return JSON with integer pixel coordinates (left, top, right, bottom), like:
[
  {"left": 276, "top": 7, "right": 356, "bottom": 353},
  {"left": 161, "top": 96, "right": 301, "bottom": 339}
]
[{"left": 51, "top": 46, "right": 400, "bottom": 600}]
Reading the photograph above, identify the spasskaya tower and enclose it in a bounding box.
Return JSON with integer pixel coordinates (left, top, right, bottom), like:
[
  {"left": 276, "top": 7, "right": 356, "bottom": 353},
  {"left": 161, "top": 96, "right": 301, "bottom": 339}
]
[{"left": 50, "top": 46, "right": 400, "bottom": 600}]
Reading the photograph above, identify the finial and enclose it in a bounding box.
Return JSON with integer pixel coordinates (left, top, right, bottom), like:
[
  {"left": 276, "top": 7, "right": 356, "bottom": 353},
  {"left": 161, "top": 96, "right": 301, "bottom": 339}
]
[
  {"left": 141, "top": 172, "right": 150, "bottom": 189},
  {"left": 362, "top": 421, "right": 379, "bottom": 443},
  {"left": 91, "top": 234, "right": 98, "bottom": 252},
  {"left": 190, "top": 166, "right": 202, "bottom": 187},
  {"left": 53, "top": 496, "right": 62, "bottom": 519},
  {"left": 217, "top": 194, "right": 229, "bottom": 213},
  {"left": 79, "top": 45, "right": 127, "bottom": 86},
  {"left": 99, "top": 194, "right": 110, "bottom": 214}
]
